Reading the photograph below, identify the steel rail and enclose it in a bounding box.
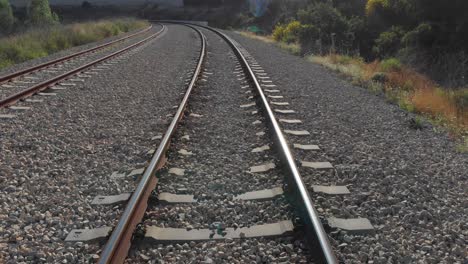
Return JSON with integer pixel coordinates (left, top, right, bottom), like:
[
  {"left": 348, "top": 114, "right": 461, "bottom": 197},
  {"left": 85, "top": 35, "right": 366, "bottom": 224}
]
[
  {"left": 98, "top": 24, "right": 206, "bottom": 264},
  {"left": 0, "top": 24, "right": 154, "bottom": 86},
  {"left": 0, "top": 25, "right": 166, "bottom": 108},
  {"left": 195, "top": 25, "right": 338, "bottom": 264}
]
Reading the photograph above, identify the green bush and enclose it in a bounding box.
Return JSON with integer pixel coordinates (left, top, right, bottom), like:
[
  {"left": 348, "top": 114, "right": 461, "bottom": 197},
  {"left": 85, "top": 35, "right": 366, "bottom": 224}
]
[
  {"left": 28, "top": 0, "right": 59, "bottom": 26},
  {"left": 298, "top": 23, "right": 319, "bottom": 51},
  {"left": 365, "top": 0, "right": 389, "bottom": 16},
  {"left": 373, "top": 26, "right": 405, "bottom": 57},
  {"left": 272, "top": 21, "right": 302, "bottom": 43},
  {"left": 297, "top": 3, "right": 349, "bottom": 41},
  {"left": 282, "top": 20, "right": 301, "bottom": 43},
  {"left": 0, "top": 0, "right": 14, "bottom": 34},
  {"left": 371, "top": 72, "right": 388, "bottom": 83},
  {"left": 272, "top": 23, "right": 285, "bottom": 42},
  {"left": 402, "top": 23, "right": 433, "bottom": 46},
  {"left": 380, "top": 58, "right": 402, "bottom": 72}
]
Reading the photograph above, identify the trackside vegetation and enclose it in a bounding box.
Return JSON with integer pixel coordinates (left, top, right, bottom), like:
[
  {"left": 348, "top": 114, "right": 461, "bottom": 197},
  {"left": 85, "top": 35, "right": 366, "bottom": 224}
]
[
  {"left": 0, "top": 0, "right": 148, "bottom": 70},
  {"left": 0, "top": 19, "right": 149, "bottom": 70},
  {"left": 241, "top": 28, "right": 467, "bottom": 138},
  {"left": 238, "top": 0, "right": 467, "bottom": 145},
  {"left": 310, "top": 55, "right": 467, "bottom": 136},
  {"left": 0, "top": 0, "right": 15, "bottom": 34}
]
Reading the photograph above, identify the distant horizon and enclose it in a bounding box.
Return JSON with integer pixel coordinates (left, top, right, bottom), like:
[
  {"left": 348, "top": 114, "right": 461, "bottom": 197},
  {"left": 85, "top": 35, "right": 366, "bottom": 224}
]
[{"left": 9, "top": 0, "right": 184, "bottom": 7}]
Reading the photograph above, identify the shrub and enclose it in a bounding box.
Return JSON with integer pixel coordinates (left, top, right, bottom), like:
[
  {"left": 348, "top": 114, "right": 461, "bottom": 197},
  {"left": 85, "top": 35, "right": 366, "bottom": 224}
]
[
  {"left": 28, "top": 0, "right": 59, "bottom": 26},
  {"left": 373, "top": 26, "right": 405, "bottom": 57},
  {"left": 409, "top": 116, "right": 424, "bottom": 129},
  {"left": 282, "top": 20, "right": 301, "bottom": 43},
  {"left": 272, "top": 21, "right": 302, "bottom": 43},
  {"left": 272, "top": 23, "right": 285, "bottom": 41},
  {"left": 298, "top": 24, "right": 319, "bottom": 49},
  {"left": 371, "top": 72, "right": 388, "bottom": 83},
  {"left": 402, "top": 23, "right": 433, "bottom": 46},
  {"left": 81, "top": 1, "right": 92, "bottom": 9},
  {"left": 298, "top": 3, "right": 348, "bottom": 40},
  {"left": 311, "top": 53, "right": 468, "bottom": 134},
  {"left": 0, "top": 0, "right": 14, "bottom": 34},
  {"left": 365, "top": 0, "right": 389, "bottom": 16},
  {"left": 380, "top": 58, "right": 402, "bottom": 72}
]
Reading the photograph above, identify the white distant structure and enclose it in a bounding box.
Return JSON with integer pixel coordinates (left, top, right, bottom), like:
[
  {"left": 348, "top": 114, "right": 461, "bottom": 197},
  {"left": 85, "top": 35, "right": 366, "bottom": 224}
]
[{"left": 9, "top": 0, "right": 184, "bottom": 7}]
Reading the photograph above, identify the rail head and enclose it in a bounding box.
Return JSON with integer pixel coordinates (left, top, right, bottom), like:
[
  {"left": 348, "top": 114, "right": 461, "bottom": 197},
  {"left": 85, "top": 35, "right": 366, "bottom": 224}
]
[
  {"left": 192, "top": 25, "right": 338, "bottom": 264},
  {"left": 98, "top": 24, "right": 206, "bottom": 264}
]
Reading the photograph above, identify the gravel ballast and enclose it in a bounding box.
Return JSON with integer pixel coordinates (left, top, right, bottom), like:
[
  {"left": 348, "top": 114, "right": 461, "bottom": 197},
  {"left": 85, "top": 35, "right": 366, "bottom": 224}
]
[
  {"left": 126, "top": 26, "right": 313, "bottom": 263},
  {"left": 228, "top": 31, "right": 467, "bottom": 263},
  {"left": 0, "top": 24, "right": 199, "bottom": 263}
]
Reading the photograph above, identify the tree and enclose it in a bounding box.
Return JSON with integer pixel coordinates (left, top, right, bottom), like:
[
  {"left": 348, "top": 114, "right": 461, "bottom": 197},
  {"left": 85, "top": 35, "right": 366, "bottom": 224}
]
[
  {"left": 28, "top": 0, "right": 59, "bottom": 26},
  {"left": 372, "top": 26, "right": 405, "bottom": 57},
  {"left": 0, "top": 0, "right": 15, "bottom": 33},
  {"left": 297, "top": 3, "right": 349, "bottom": 45},
  {"left": 81, "top": 1, "right": 92, "bottom": 9}
]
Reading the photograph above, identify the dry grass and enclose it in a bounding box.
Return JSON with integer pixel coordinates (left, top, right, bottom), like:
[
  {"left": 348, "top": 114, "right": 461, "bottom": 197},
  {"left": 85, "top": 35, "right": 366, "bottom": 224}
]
[
  {"left": 237, "top": 30, "right": 467, "bottom": 142},
  {"left": 237, "top": 31, "right": 301, "bottom": 55},
  {"left": 0, "top": 18, "right": 149, "bottom": 70},
  {"left": 237, "top": 31, "right": 467, "bottom": 145},
  {"left": 237, "top": 31, "right": 275, "bottom": 43},
  {"left": 311, "top": 54, "right": 468, "bottom": 136}
]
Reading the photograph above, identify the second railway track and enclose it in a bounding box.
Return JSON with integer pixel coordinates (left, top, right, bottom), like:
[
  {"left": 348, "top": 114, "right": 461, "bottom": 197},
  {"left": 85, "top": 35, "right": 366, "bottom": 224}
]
[
  {"left": 0, "top": 24, "right": 166, "bottom": 109},
  {"left": 66, "top": 23, "right": 338, "bottom": 263}
]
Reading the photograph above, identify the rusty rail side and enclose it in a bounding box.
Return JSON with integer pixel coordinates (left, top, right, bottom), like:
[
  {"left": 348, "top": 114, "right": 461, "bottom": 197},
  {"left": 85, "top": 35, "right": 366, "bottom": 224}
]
[
  {"left": 0, "top": 25, "right": 166, "bottom": 108},
  {"left": 0, "top": 24, "right": 154, "bottom": 85},
  {"left": 97, "top": 24, "right": 206, "bottom": 264}
]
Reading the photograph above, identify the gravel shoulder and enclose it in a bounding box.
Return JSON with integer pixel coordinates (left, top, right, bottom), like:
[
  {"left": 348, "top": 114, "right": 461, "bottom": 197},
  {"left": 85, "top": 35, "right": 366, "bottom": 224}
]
[
  {"left": 0, "top": 24, "right": 198, "bottom": 263},
  {"left": 227, "top": 31, "right": 467, "bottom": 263}
]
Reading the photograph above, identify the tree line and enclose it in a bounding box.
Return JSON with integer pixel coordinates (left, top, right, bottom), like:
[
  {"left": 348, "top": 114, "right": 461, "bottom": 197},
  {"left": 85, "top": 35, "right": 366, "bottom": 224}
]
[
  {"left": 258, "top": 0, "right": 468, "bottom": 86},
  {"left": 0, "top": 0, "right": 59, "bottom": 35}
]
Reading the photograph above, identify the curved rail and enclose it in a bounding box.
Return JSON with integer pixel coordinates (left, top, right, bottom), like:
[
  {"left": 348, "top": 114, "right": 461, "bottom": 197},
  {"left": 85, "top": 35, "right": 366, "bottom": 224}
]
[
  {"left": 98, "top": 24, "right": 206, "bottom": 264},
  {"left": 0, "top": 25, "right": 154, "bottom": 85},
  {"left": 0, "top": 25, "right": 166, "bottom": 108},
  {"left": 196, "top": 25, "right": 338, "bottom": 264}
]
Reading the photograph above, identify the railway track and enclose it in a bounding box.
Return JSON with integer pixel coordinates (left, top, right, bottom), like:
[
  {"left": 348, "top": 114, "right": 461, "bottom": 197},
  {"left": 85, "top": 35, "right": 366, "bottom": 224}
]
[
  {"left": 58, "top": 23, "right": 339, "bottom": 263},
  {"left": 0, "top": 24, "right": 166, "bottom": 109},
  {"left": 0, "top": 19, "right": 462, "bottom": 264}
]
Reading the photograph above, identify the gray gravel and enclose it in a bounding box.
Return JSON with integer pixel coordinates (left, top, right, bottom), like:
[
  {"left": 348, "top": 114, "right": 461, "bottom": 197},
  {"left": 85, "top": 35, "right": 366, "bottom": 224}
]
[
  {"left": 228, "top": 30, "right": 467, "bottom": 263},
  {"left": 126, "top": 26, "right": 313, "bottom": 263},
  {"left": 0, "top": 24, "right": 199, "bottom": 263},
  {"left": 128, "top": 238, "right": 310, "bottom": 263}
]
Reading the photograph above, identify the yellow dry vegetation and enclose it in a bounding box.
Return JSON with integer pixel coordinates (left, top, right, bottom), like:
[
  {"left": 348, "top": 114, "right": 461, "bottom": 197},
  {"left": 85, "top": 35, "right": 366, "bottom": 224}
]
[{"left": 311, "top": 54, "right": 468, "bottom": 137}]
